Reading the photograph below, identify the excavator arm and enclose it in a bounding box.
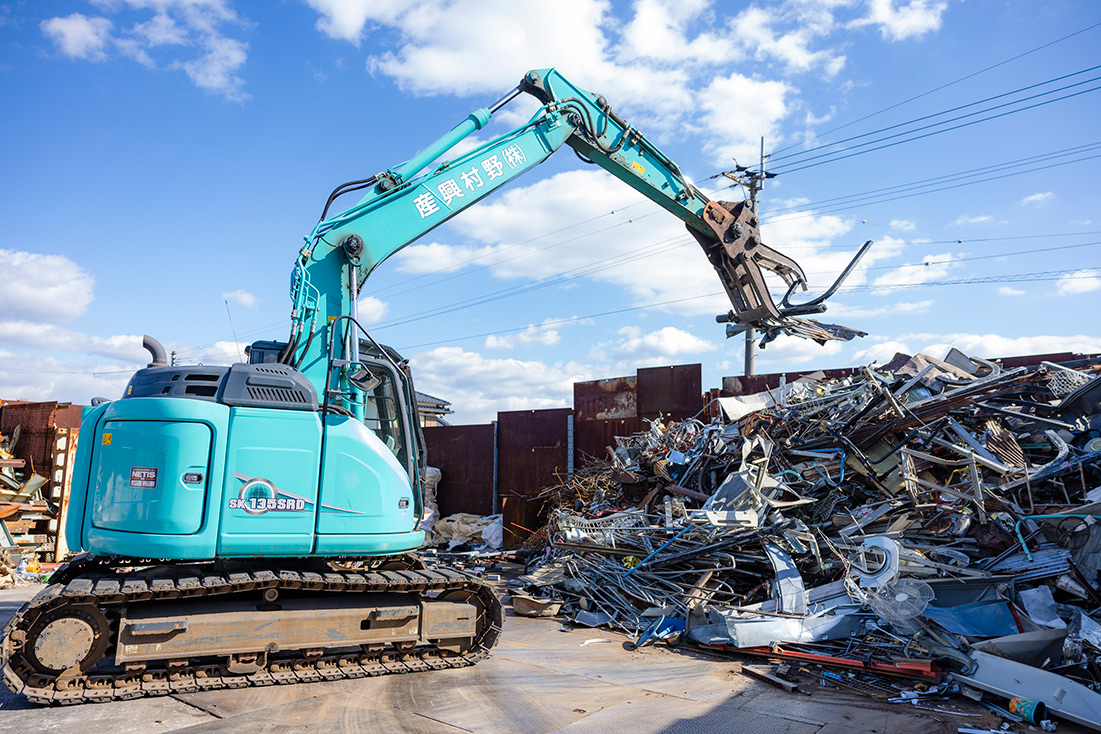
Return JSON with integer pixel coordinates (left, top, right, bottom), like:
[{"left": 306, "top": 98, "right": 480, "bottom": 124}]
[{"left": 286, "top": 68, "right": 869, "bottom": 406}]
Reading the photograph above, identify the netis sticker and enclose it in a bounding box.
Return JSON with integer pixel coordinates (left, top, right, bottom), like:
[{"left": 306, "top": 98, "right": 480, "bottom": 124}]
[{"left": 129, "top": 467, "right": 158, "bottom": 488}]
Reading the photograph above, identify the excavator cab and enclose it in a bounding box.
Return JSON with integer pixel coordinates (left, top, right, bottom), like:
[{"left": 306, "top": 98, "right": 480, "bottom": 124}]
[
  {"left": 350, "top": 338, "right": 426, "bottom": 486},
  {"left": 246, "top": 337, "right": 425, "bottom": 487}
]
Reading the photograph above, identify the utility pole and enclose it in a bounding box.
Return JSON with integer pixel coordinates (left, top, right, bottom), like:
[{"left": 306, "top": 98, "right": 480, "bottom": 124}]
[{"left": 717, "top": 136, "right": 772, "bottom": 377}]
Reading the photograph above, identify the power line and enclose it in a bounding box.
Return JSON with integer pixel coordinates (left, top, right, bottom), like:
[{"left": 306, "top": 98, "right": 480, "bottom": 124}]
[
  {"left": 762, "top": 142, "right": 1101, "bottom": 217},
  {"left": 771, "top": 65, "right": 1101, "bottom": 167},
  {"left": 775, "top": 230, "right": 1101, "bottom": 253},
  {"left": 373, "top": 214, "right": 1101, "bottom": 332},
  {"left": 397, "top": 293, "right": 720, "bottom": 350},
  {"left": 763, "top": 150, "right": 1101, "bottom": 222},
  {"left": 771, "top": 21, "right": 1101, "bottom": 156},
  {"left": 174, "top": 227, "right": 1101, "bottom": 356},
  {"left": 373, "top": 142, "right": 1100, "bottom": 321},
  {"left": 368, "top": 205, "right": 636, "bottom": 297},
  {"left": 371, "top": 233, "right": 692, "bottom": 331},
  {"left": 369, "top": 212, "right": 658, "bottom": 302},
  {"left": 179, "top": 141, "right": 1101, "bottom": 350},
  {"left": 333, "top": 86, "right": 1096, "bottom": 312},
  {"left": 396, "top": 269, "right": 1100, "bottom": 351},
  {"left": 838, "top": 268, "right": 1098, "bottom": 293},
  {"left": 801, "top": 241, "right": 1101, "bottom": 281},
  {"left": 772, "top": 82, "right": 1101, "bottom": 175}
]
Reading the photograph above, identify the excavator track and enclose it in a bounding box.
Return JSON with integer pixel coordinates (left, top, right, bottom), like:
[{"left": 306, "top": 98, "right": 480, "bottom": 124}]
[{"left": 1, "top": 555, "right": 503, "bottom": 705}]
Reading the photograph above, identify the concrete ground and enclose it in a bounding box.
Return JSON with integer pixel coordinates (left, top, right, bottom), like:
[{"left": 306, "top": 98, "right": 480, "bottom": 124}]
[{"left": 0, "top": 577, "right": 1089, "bottom": 734}]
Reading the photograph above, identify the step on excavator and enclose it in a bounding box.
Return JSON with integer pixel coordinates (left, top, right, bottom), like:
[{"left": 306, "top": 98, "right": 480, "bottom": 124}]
[{"left": 1, "top": 68, "right": 870, "bottom": 704}]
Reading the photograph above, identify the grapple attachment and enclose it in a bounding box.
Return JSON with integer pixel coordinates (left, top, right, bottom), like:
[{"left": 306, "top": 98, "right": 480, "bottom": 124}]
[{"left": 689, "top": 200, "right": 872, "bottom": 346}]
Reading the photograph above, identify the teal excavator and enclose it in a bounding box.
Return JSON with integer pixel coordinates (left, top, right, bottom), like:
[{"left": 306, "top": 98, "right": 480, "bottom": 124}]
[{"left": 1, "top": 69, "right": 868, "bottom": 704}]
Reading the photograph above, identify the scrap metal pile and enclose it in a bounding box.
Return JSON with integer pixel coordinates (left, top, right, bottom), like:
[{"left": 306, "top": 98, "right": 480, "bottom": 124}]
[
  {"left": 514, "top": 349, "right": 1101, "bottom": 730},
  {"left": 0, "top": 426, "right": 53, "bottom": 569}
]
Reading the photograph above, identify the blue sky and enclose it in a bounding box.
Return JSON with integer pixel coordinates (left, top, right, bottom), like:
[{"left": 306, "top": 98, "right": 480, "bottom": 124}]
[{"left": 1, "top": 0, "right": 1099, "bottom": 424}]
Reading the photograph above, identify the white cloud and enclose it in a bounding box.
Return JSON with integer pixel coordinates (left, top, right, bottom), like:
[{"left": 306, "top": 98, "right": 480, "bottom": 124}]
[
  {"left": 0, "top": 349, "right": 140, "bottom": 404},
  {"left": 1020, "top": 191, "right": 1054, "bottom": 206},
  {"left": 393, "top": 241, "right": 494, "bottom": 274},
  {"left": 998, "top": 286, "right": 1025, "bottom": 297},
  {"left": 222, "top": 289, "right": 258, "bottom": 308},
  {"left": 305, "top": 0, "right": 405, "bottom": 45},
  {"left": 855, "top": 0, "right": 948, "bottom": 41},
  {"left": 921, "top": 333, "right": 1101, "bottom": 360},
  {"left": 409, "top": 346, "right": 596, "bottom": 423},
  {"left": 359, "top": 0, "right": 615, "bottom": 98},
  {"left": 357, "top": 295, "right": 390, "bottom": 323},
  {"left": 854, "top": 332, "right": 1101, "bottom": 367},
  {"left": 132, "top": 12, "right": 189, "bottom": 47},
  {"left": 805, "top": 107, "right": 836, "bottom": 128},
  {"left": 731, "top": 6, "right": 846, "bottom": 76},
  {"left": 412, "top": 325, "right": 719, "bottom": 423},
  {"left": 890, "top": 219, "right": 916, "bottom": 231},
  {"left": 300, "top": 0, "right": 945, "bottom": 161},
  {"left": 827, "top": 299, "right": 933, "bottom": 318},
  {"left": 852, "top": 339, "right": 912, "bottom": 365},
  {"left": 193, "top": 339, "right": 245, "bottom": 365},
  {"left": 0, "top": 249, "right": 94, "bottom": 323},
  {"left": 1056, "top": 269, "right": 1101, "bottom": 296},
  {"left": 41, "top": 2, "right": 249, "bottom": 101},
  {"left": 484, "top": 319, "right": 566, "bottom": 350},
  {"left": 758, "top": 212, "right": 903, "bottom": 300},
  {"left": 699, "top": 72, "right": 792, "bottom": 164},
  {"left": 619, "top": 0, "right": 736, "bottom": 64},
  {"left": 590, "top": 325, "right": 717, "bottom": 365},
  {"left": 754, "top": 333, "right": 845, "bottom": 369},
  {"left": 177, "top": 35, "right": 249, "bottom": 102},
  {"left": 41, "top": 13, "right": 113, "bottom": 61},
  {"left": 405, "top": 169, "right": 734, "bottom": 318},
  {"left": 299, "top": 0, "right": 793, "bottom": 152},
  {"left": 0, "top": 322, "right": 146, "bottom": 362},
  {"left": 872, "top": 251, "right": 960, "bottom": 289},
  {"left": 953, "top": 214, "right": 992, "bottom": 225}
]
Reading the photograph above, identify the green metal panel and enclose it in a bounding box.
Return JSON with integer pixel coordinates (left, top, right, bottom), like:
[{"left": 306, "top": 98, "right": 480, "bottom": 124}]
[
  {"left": 316, "top": 415, "right": 418, "bottom": 539},
  {"left": 90, "top": 420, "right": 212, "bottom": 535},
  {"left": 218, "top": 407, "right": 322, "bottom": 556}
]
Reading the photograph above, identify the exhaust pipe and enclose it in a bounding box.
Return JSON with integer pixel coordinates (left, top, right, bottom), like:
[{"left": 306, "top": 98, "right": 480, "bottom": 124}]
[{"left": 143, "top": 335, "right": 168, "bottom": 368}]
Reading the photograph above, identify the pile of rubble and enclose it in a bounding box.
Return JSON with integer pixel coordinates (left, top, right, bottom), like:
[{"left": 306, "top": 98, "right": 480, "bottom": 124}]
[
  {"left": 0, "top": 426, "right": 53, "bottom": 566},
  {"left": 513, "top": 349, "right": 1101, "bottom": 730}
]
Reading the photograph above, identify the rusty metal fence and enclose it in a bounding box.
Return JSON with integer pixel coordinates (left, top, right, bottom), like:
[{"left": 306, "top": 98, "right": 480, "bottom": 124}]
[{"left": 423, "top": 364, "right": 703, "bottom": 547}]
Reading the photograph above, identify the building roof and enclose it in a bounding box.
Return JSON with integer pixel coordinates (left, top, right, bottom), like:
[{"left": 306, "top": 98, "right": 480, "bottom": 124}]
[{"left": 415, "top": 391, "right": 452, "bottom": 408}]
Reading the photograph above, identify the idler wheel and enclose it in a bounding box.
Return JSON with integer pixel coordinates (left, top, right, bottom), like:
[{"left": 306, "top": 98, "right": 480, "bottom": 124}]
[{"left": 23, "top": 605, "right": 110, "bottom": 675}]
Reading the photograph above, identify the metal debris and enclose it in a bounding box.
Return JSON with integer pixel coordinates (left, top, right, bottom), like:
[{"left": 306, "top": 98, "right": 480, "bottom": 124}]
[{"left": 511, "top": 348, "right": 1101, "bottom": 730}]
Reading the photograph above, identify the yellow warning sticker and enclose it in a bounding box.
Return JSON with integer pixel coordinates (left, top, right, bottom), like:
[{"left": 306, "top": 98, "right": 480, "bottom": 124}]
[
  {"left": 631, "top": 161, "right": 645, "bottom": 175},
  {"left": 102, "top": 433, "right": 112, "bottom": 445}
]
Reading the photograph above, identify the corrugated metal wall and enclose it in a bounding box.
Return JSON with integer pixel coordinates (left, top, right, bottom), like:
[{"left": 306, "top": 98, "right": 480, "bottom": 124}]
[
  {"left": 423, "top": 364, "right": 705, "bottom": 548},
  {"left": 422, "top": 424, "right": 496, "bottom": 517},
  {"left": 497, "top": 408, "right": 571, "bottom": 546}
]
